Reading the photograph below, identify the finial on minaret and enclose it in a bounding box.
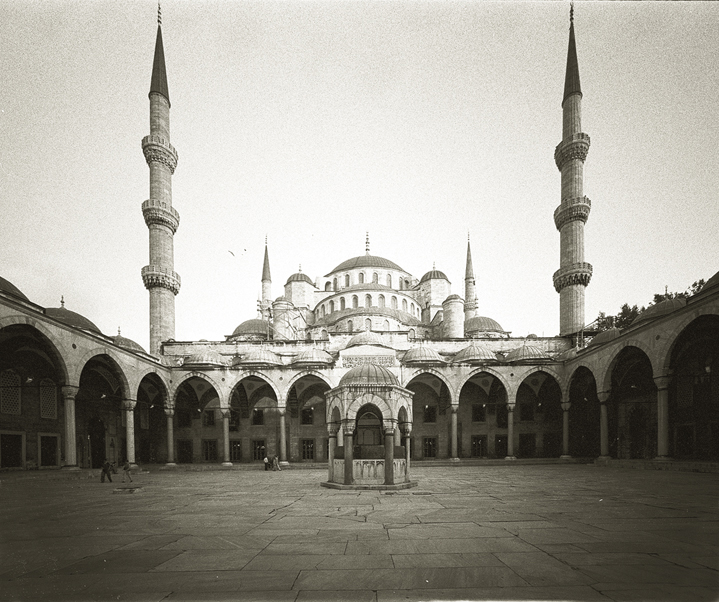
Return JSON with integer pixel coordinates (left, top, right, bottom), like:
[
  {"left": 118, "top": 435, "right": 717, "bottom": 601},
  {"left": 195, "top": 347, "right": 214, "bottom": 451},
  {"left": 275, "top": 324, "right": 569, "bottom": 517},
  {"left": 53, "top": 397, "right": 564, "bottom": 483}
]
[
  {"left": 298, "top": 264, "right": 302, "bottom": 273},
  {"left": 60, "top": 296, "right": 65, "bottom": 308},
  {"left": 365, "top": 232, "right": 370, "bottom": 255},
  {"left": 433, "top": 262, "right": 436, "bottom": 270},
  {"left": 570, "top": 1, "right": 574, "bottom": 24},
  {"left": 158, "top": 1, "right": 162, "bottom": 26},
  {"left": 118, "top": 327, "right": 121, "bottom": 336}
]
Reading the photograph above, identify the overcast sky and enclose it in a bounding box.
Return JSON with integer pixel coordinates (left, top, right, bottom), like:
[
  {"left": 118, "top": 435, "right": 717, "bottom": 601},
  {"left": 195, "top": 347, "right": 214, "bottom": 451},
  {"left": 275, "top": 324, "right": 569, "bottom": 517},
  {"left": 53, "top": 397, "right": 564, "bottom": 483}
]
[{"left": 2, "top": 1, "right": 717, "bottom": 351}]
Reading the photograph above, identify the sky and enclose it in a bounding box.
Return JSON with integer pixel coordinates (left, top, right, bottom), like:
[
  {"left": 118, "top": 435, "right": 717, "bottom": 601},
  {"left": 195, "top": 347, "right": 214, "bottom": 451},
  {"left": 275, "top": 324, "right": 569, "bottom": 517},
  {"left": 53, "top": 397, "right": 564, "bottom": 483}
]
[{"left": 1, "top": 1, "right": 717, "bottom": 351}]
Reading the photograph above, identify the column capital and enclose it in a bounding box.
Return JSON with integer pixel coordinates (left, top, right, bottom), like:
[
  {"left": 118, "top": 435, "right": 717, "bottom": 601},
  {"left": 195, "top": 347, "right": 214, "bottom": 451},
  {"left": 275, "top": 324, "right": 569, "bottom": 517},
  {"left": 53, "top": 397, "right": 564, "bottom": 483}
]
[
  {"left": 164, "top": 407, "right": 175, "bottom": 417},
  {"left": 328, "top": 424, "right": 339, "bottom": 437},
  {"left": 561, "top": 402, "right": 572, "bottom": 412},
  {"left": 450, "top": 405, "right": 458, "bottom": 414},
  {"left": 278, "top": 407, "right": 287, "bottom": 417},
  {"left": 597, "top": 390, "right": 611, "bottom": 403},
  {"left": 122, "top": 399, "right": 137, "bottom": 411},
  {"left": 653, "top": 375, "right": 671, "bottom": 390},
  {"left": 61, "top": 385, "right": 79, "bottom": 398},
  {"left": 219, "top": 408, "right": 231, "bottom": 419},
  {"left": 506, "top": 403, "right": 515, "bottom": 412}
]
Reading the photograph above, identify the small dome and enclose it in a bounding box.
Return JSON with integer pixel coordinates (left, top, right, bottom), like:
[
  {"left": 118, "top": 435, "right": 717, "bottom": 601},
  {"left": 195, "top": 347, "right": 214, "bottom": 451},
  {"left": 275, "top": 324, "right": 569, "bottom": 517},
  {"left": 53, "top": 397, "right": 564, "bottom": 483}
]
[
  {"left": 0, "top": 276, "right": 29, "bottom": 301},
  {"left": 112, "top": 333, "right": 146, "bottom": 353},
  {"left": 231, "top": 319, "right": 272, "bottom": 339},
  {"left": 631, "top": 297, "right": 687, "bottom": 327},
  {"left": 527, "top": 334, "right": 538, "bottom": 339},
  {"left": 419, "top": 269, "right": 449, "bottom": 283},
  {"left": 402, "top": 346, "right": 445, "bottom": 364},
  {"left": 292, "top": 348, "right": 334, "bottom": 366},
  {"left": 339, "top": 363, "right": 398, "bottom": 387},
  {"left": 45, "top": 305, "right": 102, "bottom": 334},
  {"left": 235, "top": 348, "right": 282, "bottom": 366},
  {"left": 185, "top": 348, "right": 226, "bottom": 366},
  {"left": 286, "top": 272, "right": 315, "bottom": 286},
  {"left": 505, "top": 344, "right": 550, "bottom": 362},
  {"left": 465, "top": 316, "right": 505, "bottom": 335},
  {"left": 273, "top": 295, "right": 289, "bottom": 303},
  {"left": 453, "top": 342, "right": 498, "bottom": 364},
  {"left": 328, "top": 254, "right": 404, "bottom": 276},
  {"left": 444, "top": 294, "right": 462, "bottom": 302},
  {"left": 346, "top": 330, "right": 384, "bottom": 348},
  {"left": 587, "top": 327, "right": 622, "bottom": 349}
]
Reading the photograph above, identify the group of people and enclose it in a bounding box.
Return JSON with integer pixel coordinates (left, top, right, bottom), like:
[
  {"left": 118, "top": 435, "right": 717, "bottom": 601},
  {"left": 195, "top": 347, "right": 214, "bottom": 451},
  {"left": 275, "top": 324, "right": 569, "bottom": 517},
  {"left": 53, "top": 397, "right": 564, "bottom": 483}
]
[
  {"left": 262, "top": 448, "right": 282, "bottom": 471},
  {"left": 100, "top": 460, "right": 133, "bottom": 483}
]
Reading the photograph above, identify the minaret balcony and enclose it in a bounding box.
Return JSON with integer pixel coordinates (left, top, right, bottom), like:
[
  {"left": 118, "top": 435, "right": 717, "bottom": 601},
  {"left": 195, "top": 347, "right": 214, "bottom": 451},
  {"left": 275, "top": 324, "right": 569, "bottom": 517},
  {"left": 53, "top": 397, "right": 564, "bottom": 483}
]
[
  {"left": 142, "top": 265, "right": 181, "bottom": 295},
  {"left": 553, "top": 262, "right": 592, "bottom": 293},
  {"left": 554, "top": 197, "right": 591, "bottom": 231},
  {"left": 142, "top": 135, "right": 178, "bottom": 174},
  {"left": 554, "top": 133, "right": 590, "bottom": 170},
  {"left": 142, "top": 199, "right": 180, "bottom": 233}
]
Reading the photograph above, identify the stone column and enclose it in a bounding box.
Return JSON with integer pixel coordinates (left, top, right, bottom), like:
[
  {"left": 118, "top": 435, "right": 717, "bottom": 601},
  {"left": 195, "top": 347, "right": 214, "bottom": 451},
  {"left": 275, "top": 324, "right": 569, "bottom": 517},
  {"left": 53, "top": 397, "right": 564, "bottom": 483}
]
[
  {"left": 598, "top": 391, "right": 610, "bottom": 459},
  {"left": 450, "top": 405, "right": 459, "bottom": 461},
  {"left": 220, "top": 409, "right": 232, "bottom": 467},
  {"left": 394, "top": 428, "right": 401, "bottom": 447},
  {"left": 404, "top": 427, "right": 412, "bottom": 481},
  {"left": 384, "top": 429, "right": 395, "bottom": 486},
  {"left": 343, "top": 425, "right": 354, "bottom": 486},
  {"left": 279, "top": 409, "right": 289, "bottom": 467},
  {"left": 327, "top": 425, "right": 338, "bottom": 483},
  {"left": 560, "top": 402, "right": 572, "bottom": 459},
  {"left": 164, "top": 407, "right": 176, "bottom": 466},
  {"left": 123, "top": 400, "right": 138, "bottom": 469},
  {"left": 505, "top": 403, "right": 516, "bottom": 460},
  {"left": 61, "top": 386, "right": 79, "bottom": 470},
  {"left": 654, "top": 376, "right": 671, "bottom": 460}
]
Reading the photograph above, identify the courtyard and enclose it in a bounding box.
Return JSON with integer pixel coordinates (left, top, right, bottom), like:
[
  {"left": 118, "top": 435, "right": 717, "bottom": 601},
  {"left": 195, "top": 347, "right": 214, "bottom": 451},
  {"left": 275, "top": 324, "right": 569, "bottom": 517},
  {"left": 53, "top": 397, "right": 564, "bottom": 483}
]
[{"left": 0, "top": 464, "right": 717, "bottom": 602}]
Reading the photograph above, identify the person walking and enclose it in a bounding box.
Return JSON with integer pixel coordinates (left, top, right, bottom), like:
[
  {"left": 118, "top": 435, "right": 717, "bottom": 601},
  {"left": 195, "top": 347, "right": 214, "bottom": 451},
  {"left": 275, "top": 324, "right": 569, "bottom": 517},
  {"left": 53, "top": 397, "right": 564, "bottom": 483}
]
[
  {"left": 100, "top": 459, "right": 113, "bottom": 483},
  {"left": 121, "top": 460, "right": 133, "bottom": 483}
]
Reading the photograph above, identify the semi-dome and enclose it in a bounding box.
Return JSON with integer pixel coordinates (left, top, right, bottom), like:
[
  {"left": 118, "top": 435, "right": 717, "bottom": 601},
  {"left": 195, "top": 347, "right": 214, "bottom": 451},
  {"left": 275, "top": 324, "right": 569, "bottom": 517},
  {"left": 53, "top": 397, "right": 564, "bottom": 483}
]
[
  {"left": 505, "top": 344, "right": 550, "bottom": 362},
  {"left": 327, "top": 254, "right": 404, "bottom": 276},
  {"left": 292, "top": 348, "right": 334, "bottom": 366},
  {"left": 185, "top": 348, "right": 226, "bottom": 366},
  {"left": 45, "top": 305, "right": 102, "bottom": 335},
  {"left": 339, "top": 363, "right": 398, "bottom": 387},
  {"left": 586, "top": 327, "right": 621, "bottom": 349},
  {"left": 631, "top": 297, "right": 687, "bottom": 327},
  {"left": 346, "top": 330, "right": 385, "bottom": 348},
  {"left": 286, "top": 272, "right": 315, "bottom": 286},
  {"left": 419, "top": 269, "right": 449, "bottom": 283},
  {"left": 402, "top": 346, "right": 445, "bottom": 365},
  {"left": 231, "top": 318, "right": 272, "bottom": 339},
  {"left": 0, "top": 276, "right": 29, "bottom": 301},
  {"left": 235, "top": 348, "right": 282, "bottom": 366},
  {"left": 112, "top": 331, "right": 146, "bottom": 353},
  {"left": 452, "top": 342, "right": 498, "bottom": 364},
  {"left": 465, "top": 316, "right": 505, "bottom": 335}
]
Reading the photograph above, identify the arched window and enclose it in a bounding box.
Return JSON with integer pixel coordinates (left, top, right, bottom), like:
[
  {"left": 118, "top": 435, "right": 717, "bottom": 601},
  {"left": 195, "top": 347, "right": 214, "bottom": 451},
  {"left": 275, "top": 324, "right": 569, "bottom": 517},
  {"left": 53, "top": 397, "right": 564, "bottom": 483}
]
[
  {"left": 352, "top": 295, "right": 358, "bottom": 309},
  {"left": 391, "top": 296, "right": 398, "bottom": 309},
  {"left": 378, "top": 295, "right": 385, "bottom": 308},
  {"left": 408, "top": 328, "right": 416, "bottom": 340},
  {"left": 329, "top": 300, "right": 335, "bottom": 313},
  {"left": 324, "top": 282, "right": 331, "bottom": 291},
  {"left": 359, "top": 272, "right": 365, "bottom": 284},
  {"left": 404, "top": 279, "right": 410, "bottom": 289},
  {"left": 40, "top": 378, "right": 57, "bottom": 420},
  {"left": 411, "top": 303, "right": 415, "bottom": 314},
  {"left": 321, "top": 305, "right": 326, "bottom": 317},
  {"left": 383, "top": 319, "right": 390, "bottom": 331},
  {"left": 321, "top": 329, "right": 329, "bottom": 341},
  {"left": 402, "top": 299, "right": 408, "bottom": 312},
  {"left": 345, "top": 274, "right": 350, "bottom": 287},
  {"left": 365, "top": 318, "right": 372, "bottom": 331},
  {"left": 333, "top": 278, "right": 338, "bottom": 291},
  {"left": 0, "top": 369, "right": 21, "bottom": 415},
  {"left": 372, "top": 272, "right": 379, "bottom": 283},
  {"left": 365, "top": 294, "right": 372, "bottom": 308},
  {"left": 348, "top": 320, "right": 353, "bottom": 333},
  {"left": 340, "top": 297, "right": 346, "bottom": 310},
  {"left": 387, "top": 274, "right": 392, "bottom": 288}
]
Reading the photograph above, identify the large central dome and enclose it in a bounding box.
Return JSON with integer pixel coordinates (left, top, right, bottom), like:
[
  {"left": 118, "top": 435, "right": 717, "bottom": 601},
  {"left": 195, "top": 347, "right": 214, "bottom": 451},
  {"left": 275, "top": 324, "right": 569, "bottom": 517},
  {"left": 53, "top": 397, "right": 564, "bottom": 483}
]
[{"left": 327, "top": 254, "right": 404, "bottom": 276}]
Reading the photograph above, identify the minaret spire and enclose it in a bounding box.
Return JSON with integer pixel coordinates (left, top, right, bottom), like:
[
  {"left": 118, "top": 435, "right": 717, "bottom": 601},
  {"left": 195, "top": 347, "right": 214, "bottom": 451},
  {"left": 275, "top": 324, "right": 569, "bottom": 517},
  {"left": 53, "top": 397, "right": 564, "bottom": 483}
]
[
  {"left": 260, "top": 237, "right": 272, "bottom": 319},
  {"left": 553, "top": 6, "right": 592, "bottom": 339},
  {"left": 141, "top": 8, "right": 180, "bottom": 355},
  {"left": 464, "top": 233, "right": 478, "bottom": 321}
]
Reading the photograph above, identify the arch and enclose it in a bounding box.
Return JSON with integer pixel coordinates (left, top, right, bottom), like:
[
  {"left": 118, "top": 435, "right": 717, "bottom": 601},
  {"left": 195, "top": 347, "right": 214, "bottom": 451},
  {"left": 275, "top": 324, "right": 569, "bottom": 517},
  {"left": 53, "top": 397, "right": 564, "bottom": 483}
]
[
  {"left": 134, "top": 369, "right": 171, "bottom": 407},
  {"left": 365, "top": 294, "right": 372, "bottom": 308},
  {"left": 567, "top": 365, "right": 601, "bottom": 457},
  {"left": 172, "top": 371, "right": 226, "bottom": 406},
  {"left": 599, "top": 339, "right": 657, "bottom": 394},
  {"left": 365, "top": 318, "right": 372, "bottom": 331},
  {"left": 346, "top": 393, "right": 392, "bottom": 423},
  {"left": 333, "top": 278, "right": 338, "bottom": 291},
  {"left": 321, "top": 305, "right": 326, "bottom": 318},
  {"left": 387, "top": 274, "right": 392, "bottom": 288},
  {"left": 565, "top": 361, "right": 602, "bottom": 400},
  {"left": 383, "top": 319, "right": 390, "bottom": 332},
  {"left": 345, "top": 274, "right": 350, "bottom": 287},
  {"left": 391, "top": 296, "right": 398, "bottom": 310},
  {"left": 324, "top": 282, "right": 331, "bottom": 292},
  {"left": 347, "top": 320, "right": 353, "bottom": 333},
  {"left": 284, "top": 370, "right": 333, "bottom": 400},
  {"left": 359, "top": 272, "right": 365, "bottom": 284},
  {"left": 329, "top": 300, "right": 335, "bottom": 313},
  {"left": 352, "top": 295, "right": 358, "bottom": 309},
  {"left": 340, "top": 297, "right": 346, "bottom": 311},
  {"left": 658, "top": 306, "right": 719, "bottom": 376},
  {"left": 456, "top": 367, "right": 512, "bottom": 403},
  {"left": 402, "top": 299, "right": 408, "bottom": 312},
  {"left": 0, "top": 316, "right": 70, "bottom": 384},
  {"left": 74, "top": 348, "right": 131, "bottom": 401},
  {"left": 378, "top": 295, "right": 385, "bottom": 308},
  {"left": 512, "top": 365, "right": 564, "bottom": 403},
  {"left": 403, "top": 368, "right": 456, "bottom": 404}
]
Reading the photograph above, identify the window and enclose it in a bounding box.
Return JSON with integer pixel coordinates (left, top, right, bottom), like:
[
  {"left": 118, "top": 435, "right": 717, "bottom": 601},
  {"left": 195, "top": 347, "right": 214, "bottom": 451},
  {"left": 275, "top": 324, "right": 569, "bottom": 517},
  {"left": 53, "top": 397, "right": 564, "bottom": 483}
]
[
  {"left": 359, "top": 272, "right": 365, "bottom": 284},
  {"left": 378, "top": 295, "right": 385, "bottom": 308},
  {"left": 348, "top": 320, "right": 353, "bottom": 333},
  {"left": 423, "top": 437, "right": 437, "bottom": 458},
  {"left": 321, "top": 305, "right": 326, "bottom": 317},
  {"left": 39, "top": 379, "right": 57, "bottom": 419},
  {"left": 252, "top": 408, "right": 264, "bottom": 425},
  {"left": 0, "top": 370, "right": 21, "bottom": 415},
  {"left": 333, "top": 278, "right": 338, "bottom": 291},
  {"left": 372, "top": 272, "right": 379, "bottom": 283},
  {"left": 253, "top": 440, "right": 265, "bottom": 460},
  {"left": 471, "top": 436, "right": 486, "bottom": 457},
  {"left": 230, "top": 440, "right": 242, "bottom": 462},
  {"left": 365, "top": 294, "right": 371, "bottom": 308},
  {"left": 345, "top": 274, "right": 350, "bottom": 287},
  {"left": 202, "top": 439, "right": 218, "bottom": 462},
  {"left": 229, "top": 409, "right": 240, "bottom": 431},
  {"left": 365, "top": 318, "right": 372, "bottom": 331},
  {"left": 472, "top": 404, "right": 486, "bottom": 422},
  {"left": 352, "top": 295, "right": 358, "bottom": 309},
  {"left": 340, "top": 297, "right": 346, "bottom": 310},
  {"left": 203, "top": 410, "right": 215, "bottom": 427},
  {"left": 302, "top": 439, "right": 315, "bottom": 460},
  {"left": 391, "top": 296, "right": 397, "bottom": 309},
  {"left": 387, "top": 274, "right": 392, "bottom": 288},
  {"left": 329, "top": 300, "right": 335, "bottom": 313},
  {"left": 325, "top": 282, "right": 331, "bottom": 291},
  {"left": 411, "top": 303, "right": 415, "bottom": 314},
  {"left": 402, "top": 299, "right": 408, "bottom": 312},
  {"left": 383, "top": 320, "right": 390, "bottom": 331},
  {"left": 301, "top": 407, "right": 314, "bottom": 425},
  {"left": 423, "top": 405, "right": 437, "bottom": 423}
]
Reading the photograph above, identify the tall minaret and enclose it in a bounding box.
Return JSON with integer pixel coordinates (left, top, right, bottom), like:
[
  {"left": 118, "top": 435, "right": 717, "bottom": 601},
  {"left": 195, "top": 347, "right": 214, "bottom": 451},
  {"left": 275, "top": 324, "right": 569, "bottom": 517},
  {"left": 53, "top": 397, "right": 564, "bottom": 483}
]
[
  {"left": 464, "top": 233, "right": 478, "bottom": 321},
  {"left": 553, "top": 6, "right": 592, "bottom": 338},
  {"left": 260, "top": 237, "right": 272, "bottom": 319},
  {"left": 141, "top": 7, "right": 180, "bottom": 355}
]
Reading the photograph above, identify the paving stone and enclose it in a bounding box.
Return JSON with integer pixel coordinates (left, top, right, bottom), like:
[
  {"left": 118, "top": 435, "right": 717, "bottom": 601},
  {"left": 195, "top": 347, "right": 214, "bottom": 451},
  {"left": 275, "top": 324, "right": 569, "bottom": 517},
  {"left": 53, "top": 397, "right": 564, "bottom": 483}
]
[
  {"left": 390, "top": 553, "right": 504, "bottom": 568},
  {"left": 376, "top": 586, "right": 613, "bottom": 601}
]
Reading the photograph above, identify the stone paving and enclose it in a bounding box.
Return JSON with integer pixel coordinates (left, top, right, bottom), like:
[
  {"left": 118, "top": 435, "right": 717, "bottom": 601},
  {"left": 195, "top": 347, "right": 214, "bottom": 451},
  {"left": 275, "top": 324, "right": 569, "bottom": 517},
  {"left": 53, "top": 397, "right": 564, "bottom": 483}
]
[{"left": 0, "top": 464, "right": 717, "bottom": 602}]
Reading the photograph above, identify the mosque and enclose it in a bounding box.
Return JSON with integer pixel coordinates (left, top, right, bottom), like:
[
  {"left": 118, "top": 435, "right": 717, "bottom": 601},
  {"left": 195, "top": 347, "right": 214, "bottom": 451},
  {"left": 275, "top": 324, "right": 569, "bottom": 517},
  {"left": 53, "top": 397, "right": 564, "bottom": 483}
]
[{"left": 1, "top": 9, "right": 717, "bottom": 480}]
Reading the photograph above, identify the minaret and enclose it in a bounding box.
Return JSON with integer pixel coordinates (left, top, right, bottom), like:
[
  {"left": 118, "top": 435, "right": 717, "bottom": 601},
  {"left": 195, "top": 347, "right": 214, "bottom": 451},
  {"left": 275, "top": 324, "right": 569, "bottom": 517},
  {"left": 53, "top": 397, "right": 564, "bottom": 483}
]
[
  {"left": 553, "top": 6, "right": 592, "bottom": 338},
  {"left": 141, "top": 8, "right": 180, "bottom": 355},
  {"left": 464, "top": 233, "right": 478, "bottom": 321},
  {"left": 260, "top": 237, "right": 272, "bottom": 319}
]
